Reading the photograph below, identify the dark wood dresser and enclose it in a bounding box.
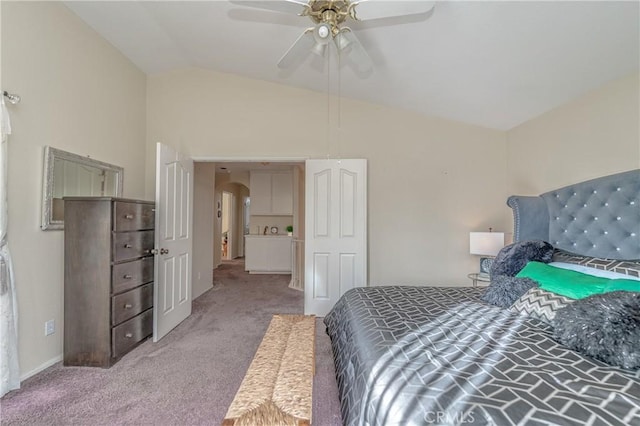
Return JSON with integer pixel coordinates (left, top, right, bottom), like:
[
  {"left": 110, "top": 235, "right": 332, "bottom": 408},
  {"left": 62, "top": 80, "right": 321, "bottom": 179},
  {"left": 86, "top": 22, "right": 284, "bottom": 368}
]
[{"left": 64, "top": 197, "right": 155, "bottom": 367}]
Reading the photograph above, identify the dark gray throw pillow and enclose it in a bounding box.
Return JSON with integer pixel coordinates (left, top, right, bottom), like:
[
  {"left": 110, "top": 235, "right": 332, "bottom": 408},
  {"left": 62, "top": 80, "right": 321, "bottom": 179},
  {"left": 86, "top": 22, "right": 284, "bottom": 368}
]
[
  {"left": 552, "top": 291, "right": 640, "bottom": 370},
  {"left": 481, "top": 276, "right": 539, "bottom": 308},
  {"left": 490, "top": 240, "right": 554, "bottom": 277}
]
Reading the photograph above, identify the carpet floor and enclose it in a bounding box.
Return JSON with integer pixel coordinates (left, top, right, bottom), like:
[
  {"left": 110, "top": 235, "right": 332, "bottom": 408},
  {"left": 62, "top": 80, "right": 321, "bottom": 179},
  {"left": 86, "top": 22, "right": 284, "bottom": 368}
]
[{"left": 0, "top": 259, "right": 343, "bottom": 425}]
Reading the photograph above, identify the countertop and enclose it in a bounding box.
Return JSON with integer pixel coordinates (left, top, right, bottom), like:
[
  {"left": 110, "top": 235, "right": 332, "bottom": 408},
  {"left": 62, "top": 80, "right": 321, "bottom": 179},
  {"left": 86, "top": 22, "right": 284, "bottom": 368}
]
[{"left": 245, "top": 234, "right": 292, "bottom": 238}]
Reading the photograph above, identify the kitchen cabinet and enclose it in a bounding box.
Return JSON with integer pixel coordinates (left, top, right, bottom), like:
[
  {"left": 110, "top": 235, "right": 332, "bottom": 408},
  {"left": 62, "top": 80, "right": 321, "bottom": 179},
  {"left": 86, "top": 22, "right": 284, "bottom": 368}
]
[
  {"left": 245, "top": 235, "right": 292, "bottom": 273},
  {"left": 250, "top": 171, "right": 293, "bottom": 215}
]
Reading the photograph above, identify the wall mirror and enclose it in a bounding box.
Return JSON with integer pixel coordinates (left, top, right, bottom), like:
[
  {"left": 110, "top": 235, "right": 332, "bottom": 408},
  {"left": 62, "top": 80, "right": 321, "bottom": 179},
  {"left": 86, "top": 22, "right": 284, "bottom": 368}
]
[{"left": 41, "top": 146, "right": 124, "bottom": 230}]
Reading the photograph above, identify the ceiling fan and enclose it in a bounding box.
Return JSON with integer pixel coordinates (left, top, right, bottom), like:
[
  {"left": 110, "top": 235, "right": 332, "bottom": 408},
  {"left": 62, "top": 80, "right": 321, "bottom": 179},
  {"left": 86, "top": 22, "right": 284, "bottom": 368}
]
[{"left": 230, "top": 0, "right": 436, "bottom": 72}]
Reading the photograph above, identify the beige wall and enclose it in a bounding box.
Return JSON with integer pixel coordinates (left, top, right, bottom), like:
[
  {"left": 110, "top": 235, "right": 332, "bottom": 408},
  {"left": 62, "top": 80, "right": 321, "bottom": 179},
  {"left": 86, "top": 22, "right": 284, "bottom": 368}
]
[
  {"left": 2, "top": 2, "right": 147, "bottom": 377},
  {"left": 147, "top": 68, "right": 509, "bottom": 287},
  {"left": 507, "top": 73, "right": 640, "bottom": 195},
  {"left": 193, "top": 162, "right": 215, "bottom": 299}
]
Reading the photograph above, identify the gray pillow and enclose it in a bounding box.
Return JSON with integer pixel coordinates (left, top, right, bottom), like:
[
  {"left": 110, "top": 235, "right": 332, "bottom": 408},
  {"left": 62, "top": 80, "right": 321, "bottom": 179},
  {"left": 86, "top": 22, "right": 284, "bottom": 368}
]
[
  {"left": 552, "top": 291, "right": 640, "bottom": 370},
  {"left": 490, "top": 240, "right": 554, "bottom": 277},
  {"left": 482, "top": 276, "right": 539, "bottom": 308}
]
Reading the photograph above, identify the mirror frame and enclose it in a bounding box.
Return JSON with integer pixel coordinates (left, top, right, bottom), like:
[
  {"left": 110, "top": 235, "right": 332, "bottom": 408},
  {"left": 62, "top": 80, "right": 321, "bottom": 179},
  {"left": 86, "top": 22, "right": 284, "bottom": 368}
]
[{"left": 41, "top": 146, "right": 124, "bottom": 230}]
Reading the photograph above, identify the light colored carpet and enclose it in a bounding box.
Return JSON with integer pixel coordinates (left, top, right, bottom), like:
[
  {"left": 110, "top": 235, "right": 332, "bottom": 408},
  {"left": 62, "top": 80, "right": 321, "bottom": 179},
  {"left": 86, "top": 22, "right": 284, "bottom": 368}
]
[{"left": 0, "top": 259, "right": 342, "bottom": 425}]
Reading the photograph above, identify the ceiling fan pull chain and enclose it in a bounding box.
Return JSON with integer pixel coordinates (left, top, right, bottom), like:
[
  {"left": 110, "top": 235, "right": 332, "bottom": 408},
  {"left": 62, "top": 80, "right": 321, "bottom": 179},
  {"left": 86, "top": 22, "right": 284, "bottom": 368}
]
[
  {"left": 337, "top": 48, "right": 342, "bottom": 132},
  {"left": 326, "top": 48, "right": 331, "bottom": 159}
]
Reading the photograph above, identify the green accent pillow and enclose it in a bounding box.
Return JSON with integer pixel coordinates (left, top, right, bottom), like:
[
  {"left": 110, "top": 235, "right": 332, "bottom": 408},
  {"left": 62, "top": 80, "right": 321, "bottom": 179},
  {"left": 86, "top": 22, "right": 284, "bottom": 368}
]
[{"left": 515, "top": 261, "right": 640, "bottom": 299}]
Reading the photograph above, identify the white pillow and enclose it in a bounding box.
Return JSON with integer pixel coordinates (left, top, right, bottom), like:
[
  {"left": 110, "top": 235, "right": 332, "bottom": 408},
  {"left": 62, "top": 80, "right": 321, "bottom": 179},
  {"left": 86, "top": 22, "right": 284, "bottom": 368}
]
[{"left": 549, "top": 262, "right": 640, "bottom": 281}]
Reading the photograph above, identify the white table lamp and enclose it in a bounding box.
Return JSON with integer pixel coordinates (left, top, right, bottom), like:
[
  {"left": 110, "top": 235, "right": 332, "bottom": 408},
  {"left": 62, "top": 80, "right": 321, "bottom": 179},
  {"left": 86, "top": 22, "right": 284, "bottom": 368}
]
[{"left": 470, "top": 231, "right": 505, "bottom": 276}]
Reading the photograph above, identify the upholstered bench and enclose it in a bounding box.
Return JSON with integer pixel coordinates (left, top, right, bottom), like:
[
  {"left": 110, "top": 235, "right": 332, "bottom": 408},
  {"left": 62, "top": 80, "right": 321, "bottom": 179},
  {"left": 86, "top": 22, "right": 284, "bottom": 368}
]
[{"left": 222, "top": 314, "right": 316, "bottom": 426}]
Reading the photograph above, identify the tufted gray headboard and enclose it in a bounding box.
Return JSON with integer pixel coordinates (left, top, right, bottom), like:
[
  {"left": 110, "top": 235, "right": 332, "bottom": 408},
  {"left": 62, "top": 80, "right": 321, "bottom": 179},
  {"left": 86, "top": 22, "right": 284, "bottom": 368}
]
[{"left": 507, "top": 169, "right": 640, "bottom": 261}]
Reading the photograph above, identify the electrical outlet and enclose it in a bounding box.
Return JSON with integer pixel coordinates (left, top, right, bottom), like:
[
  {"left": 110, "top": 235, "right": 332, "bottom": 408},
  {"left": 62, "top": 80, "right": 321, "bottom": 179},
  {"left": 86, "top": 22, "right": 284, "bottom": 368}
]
[{"left": 45, "top": 319, "right": 55, "bottom": 336}]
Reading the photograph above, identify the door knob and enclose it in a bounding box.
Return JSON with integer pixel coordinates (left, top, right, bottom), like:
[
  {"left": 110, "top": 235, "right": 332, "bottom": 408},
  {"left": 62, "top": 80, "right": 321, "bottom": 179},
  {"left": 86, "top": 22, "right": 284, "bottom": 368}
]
[{"left": 160, "top": 248, "right": 169, "bottom": 255}]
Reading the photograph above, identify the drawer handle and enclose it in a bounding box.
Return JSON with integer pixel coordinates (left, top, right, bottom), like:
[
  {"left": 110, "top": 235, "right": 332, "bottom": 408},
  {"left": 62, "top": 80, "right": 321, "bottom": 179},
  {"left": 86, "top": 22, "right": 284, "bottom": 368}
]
[
  {"left": 124, "top": 214, "right": 134, "bottom": 220},
  {"left": 123, "top": 274, "right": 133, "bottom": 279},
  {"left": 125, "top": 332, "right": 133, "bottom": 338},
  {"left": 124, "top": 244, "right": 132, "bottom": 248},
  {"left": 124, "top": 303, "right": 133, "bottom": 309}
]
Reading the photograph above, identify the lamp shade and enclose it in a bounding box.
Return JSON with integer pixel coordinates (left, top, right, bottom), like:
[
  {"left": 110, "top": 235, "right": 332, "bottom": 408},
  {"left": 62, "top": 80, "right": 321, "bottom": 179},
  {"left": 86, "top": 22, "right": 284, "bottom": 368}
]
[{"left": 469, "top": 232, "right": 505, "bottom": 256}]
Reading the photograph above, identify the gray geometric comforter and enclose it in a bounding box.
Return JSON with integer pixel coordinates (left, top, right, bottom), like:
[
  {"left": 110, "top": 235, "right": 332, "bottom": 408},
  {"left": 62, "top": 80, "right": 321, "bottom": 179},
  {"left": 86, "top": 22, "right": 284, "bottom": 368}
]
[{"left": 324, "top": 286, "right": 640, "bottom": 426}]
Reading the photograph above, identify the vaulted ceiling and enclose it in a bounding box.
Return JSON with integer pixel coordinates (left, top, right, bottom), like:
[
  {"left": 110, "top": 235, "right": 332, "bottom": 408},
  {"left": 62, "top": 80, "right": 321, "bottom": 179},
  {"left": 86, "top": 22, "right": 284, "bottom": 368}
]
[{"left": 65, "top": 1, "right": 639, "bottom": 130}]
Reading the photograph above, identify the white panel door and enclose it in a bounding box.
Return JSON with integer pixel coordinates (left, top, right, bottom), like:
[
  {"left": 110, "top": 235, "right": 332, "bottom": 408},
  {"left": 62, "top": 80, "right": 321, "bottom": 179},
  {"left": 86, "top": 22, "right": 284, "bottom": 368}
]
[
  {"left": 305, "top": 159, "right": 367, "bottom": 316},
  {"left": 154, "top": 143, "right": 193, "bottom": 342}
]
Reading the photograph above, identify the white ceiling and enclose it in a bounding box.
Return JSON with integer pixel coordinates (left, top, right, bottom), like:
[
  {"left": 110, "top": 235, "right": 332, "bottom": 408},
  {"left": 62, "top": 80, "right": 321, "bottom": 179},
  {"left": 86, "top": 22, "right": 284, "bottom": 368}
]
[{"left": 64, "top": 1, "right": 639, "bottom": 130}]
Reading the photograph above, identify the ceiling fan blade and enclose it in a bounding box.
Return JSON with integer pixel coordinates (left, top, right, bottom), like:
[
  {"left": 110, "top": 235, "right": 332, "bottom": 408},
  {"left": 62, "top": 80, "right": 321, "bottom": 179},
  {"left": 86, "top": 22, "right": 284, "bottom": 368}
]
[
  {"left": 278, "top": 28, "right": 315, "bottom": 69},
  {"left": 351, "top": 0, "right": 435, "bottom": 21},
  {"left": 335, "top": 28, "right": 373, "bottom": 73},
  {"left": 229, "top": 0, "right": 309, "bottom": 15}
]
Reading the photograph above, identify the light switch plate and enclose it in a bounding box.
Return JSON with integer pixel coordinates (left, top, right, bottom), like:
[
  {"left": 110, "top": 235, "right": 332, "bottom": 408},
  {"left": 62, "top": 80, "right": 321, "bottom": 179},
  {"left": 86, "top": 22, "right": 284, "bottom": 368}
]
[{"left": 45, "top": 319, "right": 55, "bottom": 336}]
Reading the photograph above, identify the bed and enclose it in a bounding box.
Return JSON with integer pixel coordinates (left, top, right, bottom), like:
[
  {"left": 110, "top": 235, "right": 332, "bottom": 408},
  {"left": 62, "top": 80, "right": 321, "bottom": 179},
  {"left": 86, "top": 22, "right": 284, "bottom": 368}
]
[{"left": 324, "top": 169, "right": 640, "bottom": 425}]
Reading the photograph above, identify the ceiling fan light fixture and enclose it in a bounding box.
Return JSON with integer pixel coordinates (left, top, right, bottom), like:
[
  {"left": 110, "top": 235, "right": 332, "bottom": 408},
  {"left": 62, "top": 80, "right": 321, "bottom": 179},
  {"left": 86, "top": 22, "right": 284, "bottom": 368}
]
[
  {"left": 313, "top": 22, "right": 331, "bottom": 44},
  {"left": 334, "top": 30, "right": 352, "bottom": 52},
  {"left": 311, "top": 41, "right": 327, "bottom": 57},
  {"left": 239, "top": 0, "right": 435, "bottom": 72}
]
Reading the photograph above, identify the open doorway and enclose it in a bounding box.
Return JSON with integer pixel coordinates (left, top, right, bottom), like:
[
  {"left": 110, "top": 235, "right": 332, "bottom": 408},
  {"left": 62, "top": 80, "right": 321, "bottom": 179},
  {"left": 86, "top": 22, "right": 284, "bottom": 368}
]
[
  {"left": 191, "top": 160, "right": 306, "bottom": 301},
  {"left": 221, "top": 191, "right": 234, "bottom": 260},
  {"left": 242, "top": 196, "right": 250, "bottom": 237},
  {"left": 185, "top": 158, "right": 367, "bottom": 316}
]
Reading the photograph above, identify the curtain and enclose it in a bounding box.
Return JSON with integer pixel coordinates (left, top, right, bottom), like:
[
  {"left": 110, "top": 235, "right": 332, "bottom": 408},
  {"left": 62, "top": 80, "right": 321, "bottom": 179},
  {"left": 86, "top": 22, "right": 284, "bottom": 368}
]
[{"left": 0, "top": 95, "right": 20, "bottom": 397}]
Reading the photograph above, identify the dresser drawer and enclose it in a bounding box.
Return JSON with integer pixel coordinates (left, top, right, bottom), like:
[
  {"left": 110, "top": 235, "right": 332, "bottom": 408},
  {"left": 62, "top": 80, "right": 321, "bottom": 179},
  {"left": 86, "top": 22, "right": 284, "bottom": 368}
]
[
  {"left": 113, "top": 202, "right": 155, "bottom": 232},
  {"left": 111, "top": 283, "right": 154, "bottom": 326},
  {"left": 112, "top": 257, "right": 154, "bottom": 294},
  {"left": 111, "top": 308, "right": 153, "bottom": 359},
  {"left": 112, "top": 231, "right": 154, "bottom": 263}
]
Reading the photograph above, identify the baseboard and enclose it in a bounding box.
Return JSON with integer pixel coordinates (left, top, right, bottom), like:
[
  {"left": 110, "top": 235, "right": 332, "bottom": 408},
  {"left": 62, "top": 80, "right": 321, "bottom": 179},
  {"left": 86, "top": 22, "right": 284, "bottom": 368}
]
[
  {"left": 192, "top": 284, "right": 212, "bottom": 300},
  {"left": 20, "top": 355, "right": 63, "bottom": 381}
]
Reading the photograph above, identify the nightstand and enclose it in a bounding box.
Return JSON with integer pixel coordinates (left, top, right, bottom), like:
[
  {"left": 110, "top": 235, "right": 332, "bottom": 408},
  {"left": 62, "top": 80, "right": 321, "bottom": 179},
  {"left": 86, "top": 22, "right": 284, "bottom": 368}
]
[{"left": 467, "top": 273, "right": 491, "bottom": 287}]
